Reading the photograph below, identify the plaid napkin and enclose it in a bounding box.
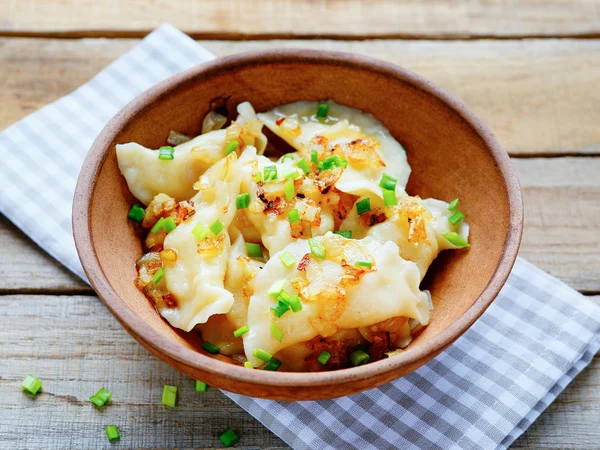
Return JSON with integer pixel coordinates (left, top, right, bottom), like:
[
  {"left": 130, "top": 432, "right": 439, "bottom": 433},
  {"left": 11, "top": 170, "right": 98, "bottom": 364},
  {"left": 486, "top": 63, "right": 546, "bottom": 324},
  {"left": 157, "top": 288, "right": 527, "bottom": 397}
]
[{"left": 1, "top": 24, "right": 598, "bottom": 450}]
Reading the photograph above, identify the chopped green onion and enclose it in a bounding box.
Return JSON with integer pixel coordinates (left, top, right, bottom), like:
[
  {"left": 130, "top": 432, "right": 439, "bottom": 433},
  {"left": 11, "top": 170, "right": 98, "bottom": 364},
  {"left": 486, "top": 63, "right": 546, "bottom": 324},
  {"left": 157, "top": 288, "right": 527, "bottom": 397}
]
[
  {"left": 270, "top": 301, "right": 290, "bottom": 318},
  {"left": 317, "top": 351, "right": 331, "bottom": 365},
  {"left": 202, "top": 341, "right": 220, "bottom": 354},
  {"left": 316, "top": 102, "right": 329, "bottom": 118},
  {"left": 89, "top": 396, "right": 104, "bottom": 407},
  {"left": 90, "top": 387, "right": 112, "bottom": 407},
  {"left": 308, "top": 238, "right": 326, "bottom": 259},
  {"left": 319, "top": 155, "right": 348, "bottom": 171},
  {"left": 442, "top": 232, "right": 470, "bottom": 248},
  {"left": 379, "top": 173, "right": 398, "bottom": 191},
  {"left": 276, "top": 291, "right": 292, "bottom": 305},
  {"left": 270, "top": 322, "right": 283, "bottom": 342},
  {"left": 163, "top": 217, "right": 177, "bottom": 232},
  {"left": 284, "top": 178, "right": 295, "bottom": 201},
  {"left": 191, "top": 222, "right": 209, "bottom": 240},
  {"left": 255, "top": 171, "right": 264, "bottom": 182},
  {"left": 253, "top": 348, "right": 273, "bottom": 362},
  {"left": 383, "top": 189, "right": 397, "bottom": 206},
  {"left": 233, "top": 325, "right": 249, "bottom": 338},
  {"left": 244, "top": 361, "right": 253, "bottom": 369},
  {"left": 21, "top": 375, "right": 42, "bottom": 395},
  {"left": 209, "top": 219, "right": 224, "bottom": 236},
  {"left": 245, "top": 242, "right": 263, "bottom": 259},
  {"left": 224, "top": 140, "right": 239, "bottom": 155},
  {"left": 333, "top": 230, "right": 352, "bottom": 239},
  {"left": 162, "top": 385, "right": 177, "bottom": 407},
  {"left": 219, "top": 429, "right": 240, "bottom": 447},
  {"left": 195, "top": 380, "right": 208, "bottom": 392},
  {"left": 264, "top": 357, "right": 282, "bottom": 371},
  {"left": 268, "top": 279, "right": 286, "bottom": 297},
  {"left": 263, "top": 165, "right": 278, "bottom": 182},
  {"left": 236, "top": 193, "right": 250, "bottom": 209},
  {"left": 287, "top": 209, "right": 300, "bottom": 224},
  {"left": 289, "top": 295, "right": 303, "bottom": 313},
  {"left": 355, "top": 198, "right": 371, "bottom": 215},
  {"left": 152, "top": 267, "right": 165, "bottom": 284},
  {"left": 151, "top": 217, "right": 165, "bottom": 233},
  {"left": 355, "top": 260, "right": 373, "bottom": 267},
  {"left": 448, "top": 210, "right": 465, "bottom": 225},
  {"left": 349, "top": 350, "right": 370, "bottom": 366},
  {"left": 448, "top": 198, "right": 459, "bottom": 211},
  {"left": 158, "top": 146, "right": 174, "bottom": 161},
  {"left": 127, "top": 204, "right": 145, "bottom": 223},
  {"left": 279, "top": 153, "right": 295, "bottom": 163},
  {"left": 311, "top": 149, "right": 319, "bottom": 164},
  {"left": 105, "top": 425, "right": 120, "bottom": 442},
  {"left": 296, "top": 158, "right": 311, "bottom": 174},
  {"left": 279, "top": 251, "right": 296, "bottom": 268},
  {"left": 283, "top": 168, "right": 301, "bottom": 180}
]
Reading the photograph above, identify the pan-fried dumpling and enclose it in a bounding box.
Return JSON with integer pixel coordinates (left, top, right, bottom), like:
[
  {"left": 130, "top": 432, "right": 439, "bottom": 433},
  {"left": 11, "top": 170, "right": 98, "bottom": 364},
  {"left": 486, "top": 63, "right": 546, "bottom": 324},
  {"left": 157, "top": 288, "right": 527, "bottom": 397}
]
[
  {"left": 257, "top": 100, "right": 410, "bottom": 199},
  {"left": 243, "top": 233, "right": 429, "bottom": 367}
]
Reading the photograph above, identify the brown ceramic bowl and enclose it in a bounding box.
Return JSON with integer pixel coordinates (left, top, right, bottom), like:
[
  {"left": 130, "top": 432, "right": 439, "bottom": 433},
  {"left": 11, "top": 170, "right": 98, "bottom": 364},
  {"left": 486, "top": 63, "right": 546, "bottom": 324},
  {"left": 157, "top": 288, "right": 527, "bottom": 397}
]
[{"left": 73, "top": 49, "right": 522, "bottom": 401}]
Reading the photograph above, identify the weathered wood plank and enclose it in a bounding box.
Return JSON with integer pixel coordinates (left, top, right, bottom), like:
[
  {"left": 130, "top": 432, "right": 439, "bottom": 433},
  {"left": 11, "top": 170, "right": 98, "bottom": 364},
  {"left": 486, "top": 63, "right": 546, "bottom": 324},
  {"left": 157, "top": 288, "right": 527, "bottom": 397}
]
[
  {"left": 0, "top": 294, "right": 597, "bottom": 449},
  {"left": 1, "top": 0, "right": 599, "bottom": 38},
  {"left": 2, "top": 38, "right": 600, "bottom": 156}
]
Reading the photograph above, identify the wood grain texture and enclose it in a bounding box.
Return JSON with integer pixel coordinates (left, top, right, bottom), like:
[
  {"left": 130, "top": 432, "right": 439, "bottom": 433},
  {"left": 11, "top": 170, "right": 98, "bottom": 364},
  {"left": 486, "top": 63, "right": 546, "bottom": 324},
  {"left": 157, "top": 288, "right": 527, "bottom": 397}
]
[
  {"left": 1, "top": 0, "right": 600, "bottom": 38},
  {"left": 2, "top": 38, "right": 600, "bottom": 156}
]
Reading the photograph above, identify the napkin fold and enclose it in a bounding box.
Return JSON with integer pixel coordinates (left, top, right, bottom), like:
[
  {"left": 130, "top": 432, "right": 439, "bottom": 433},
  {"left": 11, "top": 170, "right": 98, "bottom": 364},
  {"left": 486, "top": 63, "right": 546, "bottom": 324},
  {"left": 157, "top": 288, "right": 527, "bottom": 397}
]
[{"left": 1, "top": 24, "right": 598, "bottom": 450}]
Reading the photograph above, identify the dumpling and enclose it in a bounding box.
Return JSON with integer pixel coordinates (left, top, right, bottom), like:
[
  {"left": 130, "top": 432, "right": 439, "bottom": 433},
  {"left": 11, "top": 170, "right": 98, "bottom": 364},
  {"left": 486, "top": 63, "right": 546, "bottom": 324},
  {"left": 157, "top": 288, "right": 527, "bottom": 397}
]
[
  {"left": 117, "top": 102, "right": 266, "bottom": 205},
  {"left": 243, "top": 233, "right": 429, "bottom": 367},
  {"left": 257, "top": 100, "right": 410, "bottom": 199}
]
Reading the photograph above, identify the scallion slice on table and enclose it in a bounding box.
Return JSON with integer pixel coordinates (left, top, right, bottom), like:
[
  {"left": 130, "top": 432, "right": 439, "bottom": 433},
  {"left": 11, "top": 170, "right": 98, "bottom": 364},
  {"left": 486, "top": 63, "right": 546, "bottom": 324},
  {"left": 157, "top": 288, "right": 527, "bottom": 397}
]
[
  {"left": 317, "top": 351, "right": 331, "bottom": 365},
  {"left": 448, "top": 210, "right": 465, "bottom": 225},
  {"left": 209, "top": 219, "right": 224, "bottom": 236},
  {"left": 191, "top": 222, "right": 209, "bottom": 240},
  {"left": 245, "top": 242, "right": 263, "bottom": 259},
  {"left": 442, "top": 232, "right": 470, "bottom": 248},
  {"left": 202, "top": 341, "right": 220, "bottom": 355},
  {"left": 219, "top": 429, "right": 240, "bottom": 447},
  {"left": 105, "top": 425, "right": 120, "bottom": 442},
  {"left": 236, "top": 193, "right": 250, "bottom": 210},
  {"left": 379, "top": 173, "right": 398, "bottom": 191},
  {"left": 296, "top": 158, "right": 311, "bottom": 174},
  {"left": 316, "top": 102, "right": 329, "bottom": 118},
  {"left": 162, "top": 385, "right": 177, "bottom": 408},
  {"left": 355, "top": 198, "right": 371, "bottom": 215},
  {"left": 224, "top": 140, "right": 239, "bottom": 155},
  {"left": 233, "top": 324, "right": 249, "bottom": 338},
  {"left": 349, "top": 350, "right": 370, "bottom": 366},
  {"left": 383, "top": 189, "right": 397, "bottom": 207},
  {"left": 151, "top": 267, "right": 165, "bottom": 284},
  {"left": 279, "top": 251, "right": 296, "bottom": 268},
  {"left": 89, "top": 387, "right": 112, "bottom": 407},
  {"left": 20, "top": 375, "right": 42, "bottom": 395},
  {"left": 162, "top": 217, "right": 177, "bottom": 232},
  {"left": 270, "top": 322, "right": 284, "bottom": 342},
  {"left": 448, "top": 198, "right": 459, "bottom": 211},
  {"left": 333, "top": 230, "right": 352, "bottom": 239},
  {"left": 308, "top": 238, "right": 326, "bottom": 259},
  {"left": 287, "top": 209, "right": 300, "bottom": 224},
  {"left": 127, "top": 204, "right": 145, "bottom": 223},
  {"left": 252, "top": 348, "right": 273, "bottom": 363},
  {"left": 195, "top": 380, "right": 208, "bottom": 392},
  {"left": 158, "top": 146, "right": 174, "bottom": 161}
]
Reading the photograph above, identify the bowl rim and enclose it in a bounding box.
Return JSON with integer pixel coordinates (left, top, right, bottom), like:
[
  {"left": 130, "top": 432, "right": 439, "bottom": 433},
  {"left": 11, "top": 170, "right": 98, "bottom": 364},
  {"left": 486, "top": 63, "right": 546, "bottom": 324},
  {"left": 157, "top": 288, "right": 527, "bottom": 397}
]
[{"left": 73, "top": 48, "right": 523, "bottom": 390}]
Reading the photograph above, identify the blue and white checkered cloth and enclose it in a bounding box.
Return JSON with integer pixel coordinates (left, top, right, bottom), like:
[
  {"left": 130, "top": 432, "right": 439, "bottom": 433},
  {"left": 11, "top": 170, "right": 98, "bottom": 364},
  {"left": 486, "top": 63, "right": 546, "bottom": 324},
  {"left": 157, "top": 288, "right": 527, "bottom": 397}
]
[{"left": 1, "top": 24, "right": 598, "bottom": 450}]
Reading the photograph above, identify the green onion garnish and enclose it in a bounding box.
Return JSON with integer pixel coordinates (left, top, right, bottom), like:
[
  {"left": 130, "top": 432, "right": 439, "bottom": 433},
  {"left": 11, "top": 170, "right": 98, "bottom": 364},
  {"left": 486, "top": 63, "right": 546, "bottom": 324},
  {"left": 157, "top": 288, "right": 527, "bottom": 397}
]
[
  {"left": 21, "top": 375, "right": 42, "bottom": 395},
  {"left": 209, "top": 219, "right": 224, "bottom": 236},
  {"left": 163, "top": 217, "right": 177, "bottom": 232},
  {"left": 448, "top": 210, "right": 465, "bottom": 225},
  {"left": 202, "top": 341, "right": 220, "bottom": 354},
  {"left": 89, "top": 387, "right": 112, "bottom": 407},
  {"left": 279, "top": 251, "right": 296, "bottom": 268},
  {"left": 244, "top": 361, "right": 253, "bottom": 369},
  {"left": 355, "top": 198, "right": 371, "bottom": 215},
  {"left": 152, "top": 267, "right": 165, "bottom": 284},
  {"left": 263, "top": 165, "right": 278, "bottom": 182},
  {"left": 448, "top": 198, "right": 459, "bottom": 211},
  {"left": 191, "top": 222, "right": 209, "bottom": 240},
  {"left": 277, "top": 291, "right": 291, "bottom": 305},
  {"left": 333, "top": 230, "right": 352, "bottom": 239},
  {"left": 127, "top": 204, "right": 145, "bottom": 223},
  {"left": 316, "top": 102, "right": 329, "bottom": 118},
  {"left": 195, "top": 380, "right": 207, "bottom": 392},
  {"left": 105, "top": 425, "right": 120, "bottom": 442},
  {"left": 296, "top": 158, "right": 311, "bottom": 174},
  {"left": 270, "top": 323, "right": 283, "bottom": 342},
  {"left": 233, "top": 324, "right": 249, "bottom": 338},
  {"left": 245, "top": 242, "right": 263, "bottom": 258},
  {"left": 151, "top": 217, "right": 165, "bottom": 233},
  {"left": 311, "top": 149, "right": 319, "bottom": 164},
  {"left": 236, "top": 192, "right": 250, "bottom": 209},
  {"left": 349, "top": 350, "right": 370, "bottom": 366},
  {"left": 253, "top": 348, "right": 273, "bottom": 362},
  {"left": 158, "top": 146, "right": 175, "bottom": 160},
  {"left": 308, "top": 238, "right": 326, "bottom": 259},
  {"left": 224, "top": 140, "right": 239, "bottom": 155},
  {"left": 255, "top": 171, "right": 264, "bottom": 182},
  {"left": 284, "top": 178, "right": 295, "bottom": 201},
  {"left": 319, "top": 155, "right": 348, "bottom": 171},
  {"left": 280, "top": 153, "right": 295, "bottom": 163},
  {"left": 379, "top": 173, "right": 398, "bottom": 191},
  {"left": 287, "top": 209, "right": 300, "bottom": 224},
  {"left": 219, "top": 429, "right": 240, "bottom": 447},
  {"left": 283, "top": 168, "right": 301, "bottom": 180},
  {"left": 289, "top": 295, "right": 302, "bottom": 313},
  {"left": 268, "top": 279, "right": 286, "bottom": 297},
  {"left": 442, "top": 232, "right": 469, "bottom": 248},
  {"left": 317, "top": 351, "right": 331, "bottom": 365},
  {"left": 355, "top": 260, "right": 373, "bottom": 267},
  {"left": 383, "top": 189, "right": 397, "bottom": 206},
  {"left": 162, "top": 385, "right": 177, "bottom": 407},
  {"left": 264, "top": 357, "right": 282, "bottom": 371},
  {"left": 270, "top": 301, "right": 290, "bottom": 318}
]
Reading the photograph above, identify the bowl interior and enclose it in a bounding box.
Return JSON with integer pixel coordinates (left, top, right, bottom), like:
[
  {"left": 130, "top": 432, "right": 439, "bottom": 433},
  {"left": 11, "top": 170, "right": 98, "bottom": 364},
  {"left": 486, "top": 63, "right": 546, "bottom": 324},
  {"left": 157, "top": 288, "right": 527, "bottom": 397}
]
[{"left": 84, "top": 53, "right": 518, "bottom": 388}]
